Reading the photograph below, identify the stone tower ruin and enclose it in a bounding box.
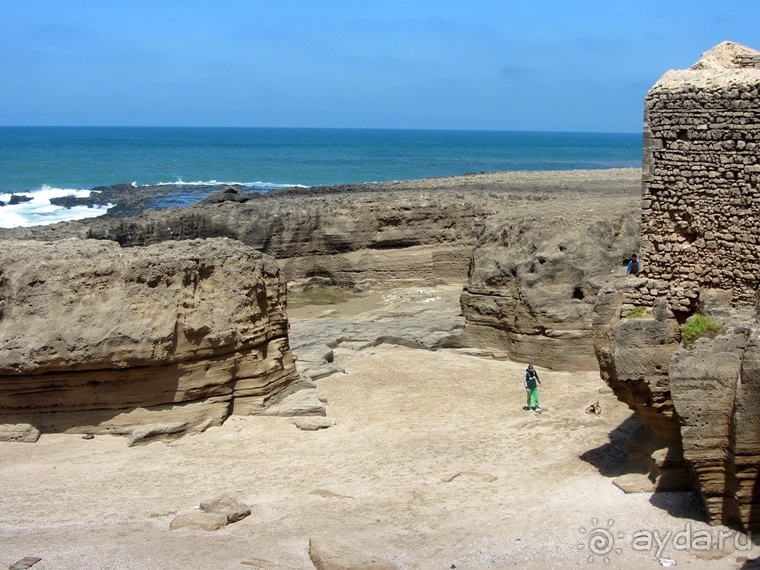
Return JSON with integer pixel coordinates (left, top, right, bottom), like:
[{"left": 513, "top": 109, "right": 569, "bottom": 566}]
[{"left": 640, "top": 41, "right": 760, "bottom": 310}]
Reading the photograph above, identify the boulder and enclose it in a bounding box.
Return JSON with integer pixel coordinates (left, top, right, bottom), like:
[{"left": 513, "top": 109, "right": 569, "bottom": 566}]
[
  {"left": 200, "top": 493, "right": 251, "bottom": 523},
  {"left": 169, "top": 511, "right": 228, "bottom": 531},
  {"left": 0, "top": 238, "right": 300, "bottom": 441},
  {"left": 0, "top": 423, "right": 40, "bottom": 443},
  {"left": 199, "top": 186, "right": 251, "bottom": 205}
]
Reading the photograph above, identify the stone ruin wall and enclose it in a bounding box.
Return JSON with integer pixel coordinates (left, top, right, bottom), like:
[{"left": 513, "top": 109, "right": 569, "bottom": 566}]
[{"left": 630, "top": 48, "right": 760, "bottom": 313}]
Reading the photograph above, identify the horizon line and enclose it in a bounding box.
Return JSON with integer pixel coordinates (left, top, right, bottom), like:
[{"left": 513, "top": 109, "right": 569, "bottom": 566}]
[{"left": 0, "top": 125, "right": 642, "bottom": 136}]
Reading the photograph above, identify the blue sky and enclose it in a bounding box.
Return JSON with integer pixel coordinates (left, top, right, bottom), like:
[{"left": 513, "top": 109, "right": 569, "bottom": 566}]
[{"left": 1, "top": 1, "right": 758, "bottom": 132}]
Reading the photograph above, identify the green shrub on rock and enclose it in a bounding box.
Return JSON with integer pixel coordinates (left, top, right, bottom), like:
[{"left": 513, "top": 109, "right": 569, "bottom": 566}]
[
  {"left": 626, "top": 306, "right": 650, "bottom": 319},
  {"left": 682, "top": 314, "right": 723, "bottom": 344}
]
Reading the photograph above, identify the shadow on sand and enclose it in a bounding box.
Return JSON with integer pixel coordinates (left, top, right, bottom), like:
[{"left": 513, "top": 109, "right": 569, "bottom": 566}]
[
  {"left": 580, "top": 413, "right": 708, "bottom": 523},
  {"left": 579, "top": 413, "right": 641, "bottom": 478}
]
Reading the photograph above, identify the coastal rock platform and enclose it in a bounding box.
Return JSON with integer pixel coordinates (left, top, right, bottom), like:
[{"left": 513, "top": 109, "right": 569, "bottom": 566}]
[
  {"left": 1, "top": 167, "right": 758, "bottom": 566},
  {"left": 0, "top": 168, "right": 642, "bottom": 371}
]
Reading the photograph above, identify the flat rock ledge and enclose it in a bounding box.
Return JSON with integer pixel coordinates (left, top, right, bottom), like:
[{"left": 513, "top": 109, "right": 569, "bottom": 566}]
[
  {"left": 169, "top": 511, "right": 229, "bottom": 532},
  {"left": 290, "top": 417, "right": 336, "bottom": 431},
  {"left": 308, "top": 538, "right": 399, "bottom": 570}
]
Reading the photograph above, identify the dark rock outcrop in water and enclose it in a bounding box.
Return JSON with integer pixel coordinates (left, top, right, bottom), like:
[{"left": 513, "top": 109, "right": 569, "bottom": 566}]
[
  {"left": 7, "top": 195, "right": 33, "bottom": 206},
  {"left": 593, "top": 41, "right": 760, "bottom": 532},
  {"left": 49, "top": 182, "right": 253, "bottom": 216},
  {"left": 0, "top": 238, "right": 307, "bottom": 444}
]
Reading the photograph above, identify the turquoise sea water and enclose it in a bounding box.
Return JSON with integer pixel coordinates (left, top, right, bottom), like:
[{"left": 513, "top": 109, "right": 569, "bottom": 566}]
[{"left": 0, "top": 127, "right": 642, "bottom": 227}]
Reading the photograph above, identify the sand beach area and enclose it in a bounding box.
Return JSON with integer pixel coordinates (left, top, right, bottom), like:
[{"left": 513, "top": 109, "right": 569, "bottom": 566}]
[{"left": 1, "top": 285, "right": 757, "bottom": 570}]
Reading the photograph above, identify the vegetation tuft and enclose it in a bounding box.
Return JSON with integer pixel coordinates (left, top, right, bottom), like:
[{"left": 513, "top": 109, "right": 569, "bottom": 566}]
[
  {"left": 682, "top": 314, "right": 722, "bottom": 344},
  {"left": 626, "top": 306, "right": 649, "bottom": 318}
]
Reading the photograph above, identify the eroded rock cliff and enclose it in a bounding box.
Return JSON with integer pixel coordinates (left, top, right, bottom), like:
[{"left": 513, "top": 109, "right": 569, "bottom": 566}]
[
  {"left": 0, "top": 238, "right": 303, "bottom": 444},
  {"left": 459, "top": 172, "right": 640, "bottom": 370},
  {"left": 0, "top": 169, "right": 642, "bottom": 442},
  {"left": 594, "top": 284, "right": 759, "bottom": 531}
]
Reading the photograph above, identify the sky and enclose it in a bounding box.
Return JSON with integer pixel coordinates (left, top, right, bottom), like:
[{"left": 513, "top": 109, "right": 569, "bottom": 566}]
[{"left": 1, "top": 1, "right": 758, "bottom": 133}]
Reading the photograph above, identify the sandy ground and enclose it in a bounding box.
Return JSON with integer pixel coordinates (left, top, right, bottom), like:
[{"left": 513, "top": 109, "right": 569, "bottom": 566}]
[{"left": 1, "top": 289, "right": 758, "bottom": 570}]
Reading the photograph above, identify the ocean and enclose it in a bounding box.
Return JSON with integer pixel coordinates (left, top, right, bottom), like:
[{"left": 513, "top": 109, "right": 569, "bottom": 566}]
[{"left": 0, "top": 127, "right": 642, "bottom": 228}]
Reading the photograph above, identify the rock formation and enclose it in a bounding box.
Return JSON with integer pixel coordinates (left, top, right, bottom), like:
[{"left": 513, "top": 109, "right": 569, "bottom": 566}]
[
  {"left": 0, "top": 170, "right": 640, "bottom": 295},
  {"left": 458, "top": 172, "right": 640, "bottom": 370},
  {"left": 593, "top": 41, "right": 760, "bottom": 532},
  {"left": 308, "top": 538, "right": 399, "bottom": 570},
  {"left": 168, "top": 492, "right": 252, "bottom": 531},
  {"left": 1, "top": 181, "right": 488, "bottom": 289},
  {"left": 0, "top": 170, "right": 641, "bottom": 370},
  {"left": 0, "top": 238, "right": 305, "bottom": 444},
  {"left": 0, "top": 170, "right": 642, "bottom": 441}
]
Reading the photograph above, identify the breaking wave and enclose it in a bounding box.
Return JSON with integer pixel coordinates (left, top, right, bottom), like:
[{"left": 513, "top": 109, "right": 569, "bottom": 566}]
[{"left": 0, "top": 186, "right": 112, "bottom": 229}]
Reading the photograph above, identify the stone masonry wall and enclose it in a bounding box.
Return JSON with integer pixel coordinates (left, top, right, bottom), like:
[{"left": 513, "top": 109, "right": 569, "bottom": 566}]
[{"left": 636, "top": 41, "right": 760, "bottom": 311}]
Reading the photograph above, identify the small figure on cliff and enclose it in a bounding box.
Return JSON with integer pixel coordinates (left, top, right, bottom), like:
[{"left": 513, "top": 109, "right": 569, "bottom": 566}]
[
  {"left": 626, "top": 253, "right": 640, "bottom": 277},
  {"left": 524, "top": 364, "right": 542, "bottom": 412}
]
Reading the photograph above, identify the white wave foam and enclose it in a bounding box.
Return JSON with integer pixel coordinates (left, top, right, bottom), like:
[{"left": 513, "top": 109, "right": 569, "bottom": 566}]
[
  {"left": 0, "top": 186, "right": 112, "bottom": 229},
  {"left": 252, "top": 181, "right": 310, "bottom": 190},
  {"left": 150, "top": 179, "right": 309, "bottom": 189},
  {"left": 0, "top": 180, "right": 308, "bottom": 229}
]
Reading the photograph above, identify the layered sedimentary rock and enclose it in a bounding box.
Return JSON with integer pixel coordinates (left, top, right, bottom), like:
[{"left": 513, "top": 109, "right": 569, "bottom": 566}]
[
  {"left": 595, "top": 285, "right": 759, "bottom": 530},
  {"left": 0, "top": 238, "right": 302, "bottom": 443},
  {"left": 594, "top": 42, "right": 760, "bottom": 531},
  {"left": 3, "top": 182, "right": 489, "bottom": 289},
  {"left": 0, "top": 171, "right": 640, "bottom": 295},
  {"left": 0, "top": 170, "right": 642, "bottom": 371},
  {"left": 459, "top": 176, "right": 640, "bottom": 370},
  {"left": 0, "top": 170, "right": 642, "bottom": 439}
]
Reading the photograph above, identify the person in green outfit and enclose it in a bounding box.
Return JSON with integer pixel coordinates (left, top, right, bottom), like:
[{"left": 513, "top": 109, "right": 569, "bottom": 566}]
[{"left": 523, "top": 364, "right": 542, "bottom": 412}]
